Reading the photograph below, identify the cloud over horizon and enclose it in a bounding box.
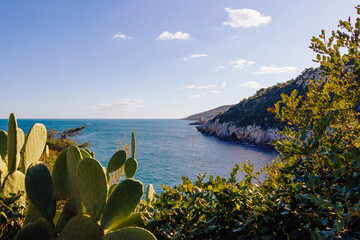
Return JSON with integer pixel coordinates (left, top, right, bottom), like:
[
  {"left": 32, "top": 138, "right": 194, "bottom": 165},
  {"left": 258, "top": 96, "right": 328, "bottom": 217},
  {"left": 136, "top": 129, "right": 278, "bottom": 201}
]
[
  {"left": 223, "top": 8, "right": 271, "bottom": 28},
  {"left": 230, "top": 59, "right": 255, "bottom": 69},
  {"left": 157, "top": 31, "right": 191, "bottom": 40},
  {"left": 112, "top": 32, "right": 130, "bottom": 39},
  {"left": 212, "top": 65, "right": 225, "bottom": 72},
  {"left": 239, "top": 81, "right": 262, "bottom": 89},
  {"left": 254, "top": 66, "right": 297, "bottom": 74},
  {"left": 88, "top": 99, "right": 144, "bottom": 111},
  {"left": 182, "top": 53, "right": 208, "bottom": 60}
]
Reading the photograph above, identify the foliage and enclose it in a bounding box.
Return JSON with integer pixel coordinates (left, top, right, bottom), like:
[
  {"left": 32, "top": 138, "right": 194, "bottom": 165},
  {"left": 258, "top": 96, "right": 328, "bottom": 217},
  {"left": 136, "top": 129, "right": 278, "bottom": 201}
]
[
  {"left": 46, "top": 125, "right": 91, "bottom": 153},
  {"left": 15, "top": 131, "right": 157, "bottom": 239},
  {"left": 0, "top": 114, "right": 47, "bottom": 239},
  {"left": 0, "top": 192, "right": 25, "bottom": 240},
  {"left": 152, "top": 5, "right": 360, "bottom": 239},
  {"left": 212, "top": 68, "right": 316, "bottom": 130}
]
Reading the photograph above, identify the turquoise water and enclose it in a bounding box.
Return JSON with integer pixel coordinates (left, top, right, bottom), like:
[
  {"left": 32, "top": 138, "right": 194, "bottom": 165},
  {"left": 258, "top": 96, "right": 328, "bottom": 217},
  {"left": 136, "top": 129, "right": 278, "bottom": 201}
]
[{"left": 0, "top": 119, "right": 277, "bottom": 192}]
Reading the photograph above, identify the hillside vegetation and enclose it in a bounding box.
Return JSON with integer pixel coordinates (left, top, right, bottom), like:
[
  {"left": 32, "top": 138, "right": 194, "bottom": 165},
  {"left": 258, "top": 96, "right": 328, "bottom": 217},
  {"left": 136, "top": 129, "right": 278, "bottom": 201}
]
[{"left": 212, "top": 67, "right": 320, "bottom": 130}]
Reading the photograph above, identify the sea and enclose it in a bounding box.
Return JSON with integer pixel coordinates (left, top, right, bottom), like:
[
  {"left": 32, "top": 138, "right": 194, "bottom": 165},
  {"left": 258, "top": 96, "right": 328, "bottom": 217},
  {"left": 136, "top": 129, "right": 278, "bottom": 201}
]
[{"left": 0, "top": 119, "right": 277, "bottom": 193}]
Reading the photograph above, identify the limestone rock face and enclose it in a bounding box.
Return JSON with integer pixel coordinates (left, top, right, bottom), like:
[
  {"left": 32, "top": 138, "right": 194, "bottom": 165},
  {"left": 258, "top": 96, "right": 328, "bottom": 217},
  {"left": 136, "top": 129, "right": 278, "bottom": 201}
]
[{"left": 197, "top": 119, "right": 283, "bottom": 146}]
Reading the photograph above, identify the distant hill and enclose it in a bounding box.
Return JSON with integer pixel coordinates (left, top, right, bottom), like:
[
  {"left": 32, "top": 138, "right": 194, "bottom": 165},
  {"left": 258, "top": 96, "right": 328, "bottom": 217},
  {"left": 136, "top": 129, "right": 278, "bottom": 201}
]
[
  {"left": 211, "top": 67, "right": 321, "bottom": 129},
  {"left": 182, "top": 105, "right": 232, "bottom": 121},
  {"left": 196, "top": 67, "right": 323, "bottom": 145}
]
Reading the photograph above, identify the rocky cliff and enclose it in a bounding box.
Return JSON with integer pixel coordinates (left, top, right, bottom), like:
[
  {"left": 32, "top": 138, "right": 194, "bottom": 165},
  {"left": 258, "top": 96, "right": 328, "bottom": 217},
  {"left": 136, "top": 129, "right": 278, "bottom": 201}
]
[{"left": 197, "top": 67, "right": 324, "bottom": 146}]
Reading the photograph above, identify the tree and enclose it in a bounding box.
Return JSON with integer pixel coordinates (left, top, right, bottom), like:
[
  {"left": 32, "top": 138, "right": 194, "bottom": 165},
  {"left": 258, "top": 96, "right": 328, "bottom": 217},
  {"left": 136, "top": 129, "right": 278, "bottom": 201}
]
[{"left": 270, "top": 5, "right": 360, "bottom": 238}]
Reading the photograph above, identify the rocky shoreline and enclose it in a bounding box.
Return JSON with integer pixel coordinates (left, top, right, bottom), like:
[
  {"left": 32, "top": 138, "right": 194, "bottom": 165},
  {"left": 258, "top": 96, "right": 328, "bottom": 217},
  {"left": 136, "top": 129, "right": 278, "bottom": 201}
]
[{"left": 196, "top": 119, "right": 282, "bottom": 147}]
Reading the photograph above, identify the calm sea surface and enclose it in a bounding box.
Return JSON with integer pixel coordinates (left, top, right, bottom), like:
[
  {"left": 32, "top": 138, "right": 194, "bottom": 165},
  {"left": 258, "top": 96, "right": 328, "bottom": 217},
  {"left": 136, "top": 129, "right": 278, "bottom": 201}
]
[{"left": 0, "top": 119, "right": 277, "bottom": 192}]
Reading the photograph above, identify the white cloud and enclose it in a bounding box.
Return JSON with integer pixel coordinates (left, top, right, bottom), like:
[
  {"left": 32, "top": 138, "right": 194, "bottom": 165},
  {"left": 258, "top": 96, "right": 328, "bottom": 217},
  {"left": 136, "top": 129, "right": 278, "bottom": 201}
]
[
  {"left": 182, "top": 84, "right": 220, "bottom": 98},
  {"left": 157, "top": 31, "right": 190, "bottom": 40},
  {"left": 212, "top": 65, "right": 225, "bottom": 72},
  {"left": 240, "top": 81, "right": 262, "bottom": 89},
  {"left": 89, "top": 99, "right": 144, "bottom": 110},
  {"left": 254, "top": 66, "right": 297, "bottom": 75},
  {"left": 223, "top": 8, "right": 271, "bottom": 28},
  {"left": 189, "top": 93, "right": 206, "bottom": 99},
  {"left": 221, "top": 81, "right": 226, "bottom": 88},
  {"left": 182, "top": 53, "right": 208, "bottom": 61},
  {"left": 196, "top": 84, "right": 216, "bottom": 90},
  {"left": 230, "top": 59, "right": 255, "bottom": 69},
  {"left": 189, "top": 53, "right": 208, "bottom": 58},
  {"left": 112, "top": 32, "right": 128, "bottom": 39}
]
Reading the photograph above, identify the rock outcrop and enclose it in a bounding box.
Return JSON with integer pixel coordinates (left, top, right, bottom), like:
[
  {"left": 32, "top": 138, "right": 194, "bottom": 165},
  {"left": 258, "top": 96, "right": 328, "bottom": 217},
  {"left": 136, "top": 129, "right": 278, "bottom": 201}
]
[
  {"left": 195, "top": 67, "right": 326, "bottom": 146},
  {"left": 197, "top": 120, "right": 282, "bottom": 146}
]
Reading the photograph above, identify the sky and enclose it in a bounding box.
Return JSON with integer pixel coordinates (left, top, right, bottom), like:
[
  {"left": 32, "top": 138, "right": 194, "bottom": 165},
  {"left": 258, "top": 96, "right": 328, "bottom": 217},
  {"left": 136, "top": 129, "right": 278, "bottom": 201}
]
[{"left": 0, "top": 0, "right": 358, "bottom": 119}]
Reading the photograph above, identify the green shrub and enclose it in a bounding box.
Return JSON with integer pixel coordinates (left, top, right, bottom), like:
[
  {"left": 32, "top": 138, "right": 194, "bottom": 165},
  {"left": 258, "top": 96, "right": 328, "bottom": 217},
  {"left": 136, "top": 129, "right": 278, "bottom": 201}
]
[{"left": 151, "top": 5, "right": 360, "bottom": 239}]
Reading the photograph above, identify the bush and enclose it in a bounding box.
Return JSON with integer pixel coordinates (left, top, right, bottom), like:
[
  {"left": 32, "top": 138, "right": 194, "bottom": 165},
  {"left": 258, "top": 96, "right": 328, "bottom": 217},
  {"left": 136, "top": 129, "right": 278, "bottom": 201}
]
[{"left": 151, "top": 5, "right": 360, "bottom": 239}]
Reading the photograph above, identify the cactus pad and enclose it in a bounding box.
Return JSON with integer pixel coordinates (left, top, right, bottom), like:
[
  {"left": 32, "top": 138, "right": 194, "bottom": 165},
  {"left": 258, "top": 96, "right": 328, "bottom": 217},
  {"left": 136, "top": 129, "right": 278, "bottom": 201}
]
[
  {"left": 131, "top": 131, "right": 136, "bottom": 158},
  {"left": 76, "top": 158, "right": 108, "bottom": 221},
  {"left": 103, "top": 227, "right": 156, "bottom": 240},
  {"left": 52, "top": 148, "right": 70, "bottom": 200},
  {"left": 2, "top": 170, "right": 25, "bottom": 197},
  {"left": 67, "top": 145, "right": 84, "bottom": 212},
  {"left": 57, "top": 215, "right": 103, "bottom": 240},
  {"left": 124, "top": 157, "right": 138, "bottom": 179},
  {"left": 106, "top": 150, "right": 127, "bottom": 174},
  {"left": 45, "top": 145, "right": 49, "bottom": 157},
  {"left": 23, "top": 203, "right": 43, "bottom": 226},
  {"left": 146, "top": 184, "right": 155, "bottom": 203},
  {"left": 0, "top": 130, "right": 7, "bottom": 160},
  {"left": 108, "top": 212, "right": 147, "bottom": 231},
  {"left": 55, "top": 198, "right": 78, "bottom": 234},
  {"left": 100, "top": 179, "right": 143, "bottom": 230},
  {"left": 108, "top": 184, "right": 117, "bottom": 197},
  {"left": 7, "top": 113, "right": 18, "bottom": 174},
  {"left": 25, "top": 162, "right": 55, "bottom": 220},
  {"left": 80, "top": 148, "right": 92, "bottom": 159},
  {"left": 14, "top": 217, "right": 55, "bottom": 240},
  {"left": 0, "top": 159, "right": 8, "bottom": 184},
  {"left": 21, "top": 123, "right": 47, "bottom": 173}
]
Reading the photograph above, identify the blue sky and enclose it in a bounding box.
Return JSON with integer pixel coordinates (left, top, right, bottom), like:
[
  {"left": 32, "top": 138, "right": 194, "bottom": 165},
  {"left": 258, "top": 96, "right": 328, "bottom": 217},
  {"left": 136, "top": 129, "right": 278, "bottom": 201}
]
[{"left": 0, "top": 1, "right": 358, "bottom": 118}]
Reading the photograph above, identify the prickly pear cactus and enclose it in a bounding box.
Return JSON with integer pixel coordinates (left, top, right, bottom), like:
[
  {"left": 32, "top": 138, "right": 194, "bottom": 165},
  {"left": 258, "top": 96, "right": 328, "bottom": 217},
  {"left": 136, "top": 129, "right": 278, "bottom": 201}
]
[
  {"left": 13, "top": 217, "right": 55, "bottom": 240},
  {"left": 124, "top": 157, "right": 138, "bottom": 179},
  {"left": 45, "top": 145, "right": 49, "bottom": 157},
  {"left": 0, "top": 130, "right": 7, "bottom": 160},
  {"left": 76, "top": 157, "right": 108, "bottom": 221},
  {"left": 52, "top": 148, "right": 70, "bottom": 200},
  {"left": 23, "top": 203, "right": 43, "bottom": 226},
  {"left": 103, "top": 227, "right": 156, "bottom": 240},
  {"left": 0, "top": 159, "right": 8, "bottom": 184},
  {"left": 20, "top": 123, "right": 47, "bottom": 173},
  {"left": 66, "top": 145, "right": 84, "bottom": 213},
  {"left": 55, "top": 198, "right": 78, "bottom": 234},
  {"left": 2, "top": 170, "right": 25, "bottom": 197},
  {"left": 57, "top": 215, "right": 103, "bottom": 240},
  {"left": 80, "top": 148, "right": 92, "bottom": 159},
  {"left": 101, "top": 179, "right": 144, "bottom": 230},
  {"left": 7, "top": 113, "right": 20, "bottom": 174},
  {"left": 109, "top": 212, "right": 147, "bottom": 231},
  {"left": 25, "top": 162, "right": 55, "bottom": 220},
  {"left": 131, "top": 131, "right": 136, "bottom": 158},
  {"left": 106, "top": 150, "right": 127, "bottom": 174},
  {"left": 146, "top": 184, "right": 155, "bottom": 204}
]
